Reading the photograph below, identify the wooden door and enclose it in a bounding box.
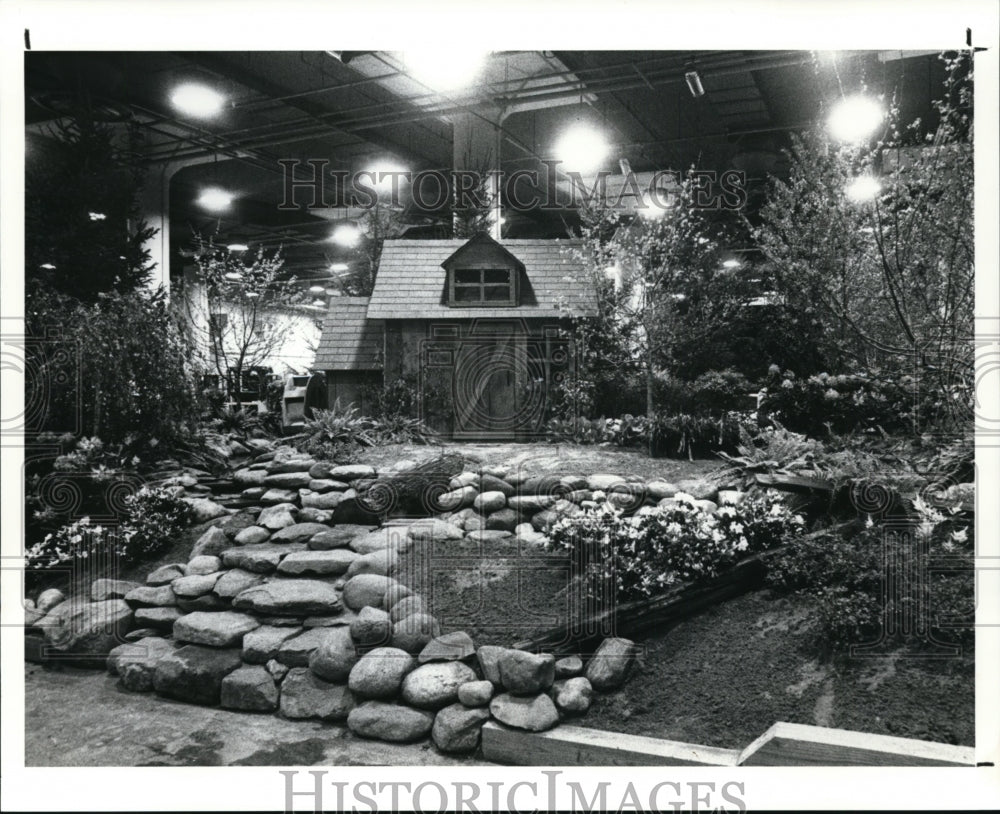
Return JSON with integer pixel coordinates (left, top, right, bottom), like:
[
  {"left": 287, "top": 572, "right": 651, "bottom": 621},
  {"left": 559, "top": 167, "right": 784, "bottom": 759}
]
[{"left": 454, "top": 324, "right": 523, "bottom": 439}]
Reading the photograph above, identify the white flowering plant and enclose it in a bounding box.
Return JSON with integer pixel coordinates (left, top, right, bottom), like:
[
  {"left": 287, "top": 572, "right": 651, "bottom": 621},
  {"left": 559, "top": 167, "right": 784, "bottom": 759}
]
[
  {"left": 24, "top": 486, "right": 193, "bottom": 578},
  {"left": 548, "top": 489, "right": 805, "bottom": 602}
]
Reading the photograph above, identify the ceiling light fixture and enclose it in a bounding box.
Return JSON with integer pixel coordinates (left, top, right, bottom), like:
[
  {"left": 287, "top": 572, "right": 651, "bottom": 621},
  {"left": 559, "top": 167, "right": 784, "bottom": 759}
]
[
  {"left": 828, "top": 95, "right": 884, "bottom": 143},
  {"left": 170, "top": 82, "right": 226, "bottom": 118},
  {"left": 403, "top": 49, "right": 488, "bottom": 92},
  {"left": 845, "top": 175, "right": 881, "bottom": 203},
  {"left": 330, "top": 223, "right": 361, "bottom": 247},
  {"left": 555, "top": 123, "right": 609, "bottom": 174},
  {"left": 197, "top": 187, "right": 233, "bottom": 211},
  {"left": 684, "top": 66, "right": 705, "bottom": 98}
]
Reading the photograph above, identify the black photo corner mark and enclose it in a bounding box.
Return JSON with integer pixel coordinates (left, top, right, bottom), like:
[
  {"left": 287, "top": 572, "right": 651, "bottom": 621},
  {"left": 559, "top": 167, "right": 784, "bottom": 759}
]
[{"left": 25, "top": 28, "right": 31, "bottom": 50}]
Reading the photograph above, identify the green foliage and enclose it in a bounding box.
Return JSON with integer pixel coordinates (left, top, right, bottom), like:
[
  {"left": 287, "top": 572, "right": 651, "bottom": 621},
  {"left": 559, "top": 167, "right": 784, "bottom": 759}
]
[
  {"left": 27, "top": 288, "right": 200, "bottom": 447},
  {"left": 754, "top": 54, "right": 973, "bottom": 432},
  {"left": 24, "top": 486, "right": 193, "bottom": 578},
  {"left": 766, "top": 501, "right": 974, "bottom": 650},
  {"left": 26, "top": 112, "right": 156, "bottom": 300},
  {"left": 649, "top": 411, "right": 748, "bottom": 459},
  {"left": 760, "top": 366, "right": 919, "bottom": 437},
  {"left": 546, "top": 414, "right": 649, "bottom": 447},
  {"left": 717, "top": 423, "right": 826, "bottom": 486},
  {"left": 298, "top": 399, "right": 437, "bottom": 460},
  {"left": 548, "top": 490, "right": 805, "bottom": 602},
  {"left": 212, "top": 406, "right": 263, "bottom": 437}
]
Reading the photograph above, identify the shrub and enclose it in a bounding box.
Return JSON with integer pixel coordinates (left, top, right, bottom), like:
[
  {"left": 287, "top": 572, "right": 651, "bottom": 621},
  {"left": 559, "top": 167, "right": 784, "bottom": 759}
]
[
  {"left": 119, "top": 486, "right": 194, "bottom": 561},
  {"left": 25, "top": 486, "right": 193, "bottom": 578},
  {"left": 760, "top": 366, "right": 919, "bottom": 437},
  {"left": 298, "top": 400, "right": 436, "bottom": 460},
  {"left": 548, "top": 490, "right": 805, "bottom": 602},
  {"left": 766, "top": 498, "right": 974, "bottom": 650},
  {"left": 689, "top": 369, "right": 757, "bottom": 414},
  {"left": 649, "top": 411, "right": 749, "bottom": 459},
  {"left": 546, "top": 414, "right": 649, "bottom": 447}
]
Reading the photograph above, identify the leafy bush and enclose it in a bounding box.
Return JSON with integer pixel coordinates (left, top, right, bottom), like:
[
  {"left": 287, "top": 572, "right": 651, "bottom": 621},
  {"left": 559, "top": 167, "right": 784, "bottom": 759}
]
[
  {"left": 760, "top": 366, "right": 918, "bottom": 437},
  {"left": 688, "top": 369, "right": 757, "bottom": 414},
  {"left": 649, "top": 411, "right": 749, "bottom": 459},
  {"left": 25, "top": 486, "right": 193, "bottom": 578},
  {"left": 546, "top": 414, "right": 649, "bottom": 447},
  {"left": 548, "top": 490, "right": 805, "bottom": 602},
  {"left": 119, "top": 486, "right": 194, "bottom": 561},
  {"left": 298, "top": 399, "right": 436, "bottom": 460},
  {"left": 766, "top": 497, "right": 973, "bottom": 650}
]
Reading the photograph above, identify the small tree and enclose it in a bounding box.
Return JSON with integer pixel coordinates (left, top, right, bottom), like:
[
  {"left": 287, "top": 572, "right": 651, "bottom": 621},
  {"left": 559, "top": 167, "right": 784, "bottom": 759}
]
[
  {"left": 754, "top": 52, "right": 973, "bottom": 428},
  {"left": 180, "top": 240, "right": 309, "bottom": 401},
  {"left": 566, "top": 174, "right": 752, "bottom": 438},
  {"left": 26, "top": 110, "right": 156, "bottom": 302}
]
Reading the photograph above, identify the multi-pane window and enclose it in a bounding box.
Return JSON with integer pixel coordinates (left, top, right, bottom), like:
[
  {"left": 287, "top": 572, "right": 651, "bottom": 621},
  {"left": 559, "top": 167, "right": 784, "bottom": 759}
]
[{"left": 449, "top": 268, "right": 517, "bottom": 307}]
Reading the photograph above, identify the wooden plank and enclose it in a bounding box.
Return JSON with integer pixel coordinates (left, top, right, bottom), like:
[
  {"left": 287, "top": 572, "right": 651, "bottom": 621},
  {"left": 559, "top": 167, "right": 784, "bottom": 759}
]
[
  {"left": 481, "top": 722, "right": 740, "bottom": 767},
  {"left": 754, "top": 472, "right": 834, "bottom": 492},
  {"left": 738, "top": 721, "right": 974, "bottom": 767}
]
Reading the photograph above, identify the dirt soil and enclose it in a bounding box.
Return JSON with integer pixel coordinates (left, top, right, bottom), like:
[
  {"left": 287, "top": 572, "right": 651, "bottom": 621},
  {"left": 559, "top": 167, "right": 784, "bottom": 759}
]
[{"left": 583, "top": 589, "right": 974, "bottom": 750}]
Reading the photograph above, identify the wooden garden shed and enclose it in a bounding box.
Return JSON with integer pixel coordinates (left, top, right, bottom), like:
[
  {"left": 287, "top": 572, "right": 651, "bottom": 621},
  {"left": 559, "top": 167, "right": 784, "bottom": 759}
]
[{"left": 314, "top": 233, "right": 597, "bottom": 440}]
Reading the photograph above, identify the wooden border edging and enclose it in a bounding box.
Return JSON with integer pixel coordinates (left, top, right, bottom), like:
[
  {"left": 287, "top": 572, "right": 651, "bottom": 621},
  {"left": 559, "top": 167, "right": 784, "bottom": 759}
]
[
  {"left": 481, "top": 721, "right": 974, "bottom": 768},
  {"left": 480, "top": 722, "right": 741, "bottom": 767},
  {"left": 737, "top": 721, "right": 975, "bottom": 767}
]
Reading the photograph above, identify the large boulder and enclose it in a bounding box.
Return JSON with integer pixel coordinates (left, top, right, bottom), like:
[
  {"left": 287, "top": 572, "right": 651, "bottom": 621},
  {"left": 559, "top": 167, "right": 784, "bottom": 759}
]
[
  {"left": 349, "top": 606, "right": 393, "bottom": 647},
  {"left": 390, "top": 613, "right": 440, "bottom": 655},
  {"left": 40, "top": 599, "right": 133, "bottom": 666},
  {"left": 233, "top": 467, "right": 268, "bottom": 486},
  {"left": 134, "top": 607, "right": 184, "bottom": 630},
  {"left": 485, "top": 509, "right": 519, "bottom": 532},
  {"left": 401, "top": 661, "right": 478, "bottom": 710},
  {"left": 347, "top": 647, "right": 416, "bottom": 699},
  {"left": 276, "top": 627, "right": 344, "bottom": 667},
  {"left": 91, "top": 579, "right": 140, "bottom": 602},
  {"left": 326, "top": 464, "right": 376, "bottom": 481},
  {"left": 190, "top": 527, "right": 231, "bottom": 559},
  {"left": 474, "top": 491, "right": 507, "bottom": 514},
  {"left": 438, "top": 486, "right": 477, "bottom": 511},
  {"left": 261, "top": 488, "right": 299, "bottom": 506},
  {"left": 171, "top": 573, "right": 221, "bottom": 598},
  {"left": 418, "top": 631, "right": 476, "bottom": 664},
  {"left": 432, "top": 704, "right": 491, "bottom": 754},
  {"left": 349, "top": 527, "right": 410, "bottom": 555},
  {"left": 507, "top": 495, "right": 556, "bottom": 514},
  {"left": 177, "top": 594, "right": 229, "bottom": 613},
  {"left": 553, "top": 677, "right": 593, "bottom": 713},
  {"left": 554, "top": 656, "right": 584, "bottom": 678},
  {"left": 476, "top": 645, "right": 510, "bottom": 686},
  {"left": 36, "top": 588, "right": 66, "bottom": 613},
  {"left": 406, "top": 519, "right": 464, "bottom": 543},
  {"left": 271, "top": 522, "right": 332, "bottom": 543},
  {"left": 221, "top": 543, "right": 305, "bottom": 574},
  {"left": 242, "top": 625, "right": 302, "bottom": 664},
  {"left": 388, "top": 595, "right": 425, "bottom": 623},
  {"left": 489, "top": 692, "right": 559, "bottom": 732},
  {"left": 280, "top": 668, "right": 355, "bottom": 720},
  {"left": 146, "top": 564, "right": 185, "bottom": 586},
  {"left": 645, "top": 479, "right": 681, "bottom": 500},
  {"left": 308, "top": 627, "right": 359, "bottom": 682},
  {"left": 342, "top": 574, "right": 397, "bottom": 611},
  {"left": 186, "top": 555, "right": 222, "bottom": 576},
  {"left": 264, "top": 472, "right": 312, "bottom": 489},
  {"left": 277, "top": 549, "right": 358, "bottom": 576},
  {"left": 267, "top": 457, "right": 317, "bottom": 475},
  {"left": 585, "top": 637, "right": 638, "bottom": 691},
  {"left": 498, "top": 650, "right": 555, "bottom": 695},
  {"left": 234, "top": 526, "right": 271, "bottom": 546},
  {"left": 457, "top": 680, "right": 494, "bottom": 707},
  {"left": 212, "top": 568, "right": 265, "bottom": 599},
  {"left": 185, "top": 498, "right": 228, "bottom": 523},
  {"left": 257, "top": 503, "right": 298, "bottom": 531},
  {"left": 347, "top": 702, "right": 434, "bottom": 743},
  {"left": 479, "top": 474, "right": 515, "bottom": 497},
  {"left": 344, "top": 548, "right": 397, "bottom": 579},
  {"left": 107, "top": 636, "right": 177, "bottom": 692},
  {"left": 221, "top": 664, "right": 279, "bottom": 712},
  {"left": 152, "top": 644, "right": 242, "bottom": 705},
  {"left": 233, "top": 579, "right": 343, "bottom": 616},
  {"left": 308, "top": 526, "right": 370, "bottom": 550},
  {"left": 124, "top": 585, "right": 176, "bottom": 608},
  {"left": 300, "top": 491, "right": 348, "bottom": 511},
  {"left": 173, "top": 611, "right": 260, "bottom": 648}
]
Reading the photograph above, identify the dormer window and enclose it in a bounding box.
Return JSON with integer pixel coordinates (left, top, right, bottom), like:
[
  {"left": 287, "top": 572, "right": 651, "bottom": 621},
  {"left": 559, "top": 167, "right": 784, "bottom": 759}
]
[
  {"left": 450, "top": 267, "right": 517, "bottom": 306},
  {"left": 441, "top": 232, "right": 526, "bottom": 309}
]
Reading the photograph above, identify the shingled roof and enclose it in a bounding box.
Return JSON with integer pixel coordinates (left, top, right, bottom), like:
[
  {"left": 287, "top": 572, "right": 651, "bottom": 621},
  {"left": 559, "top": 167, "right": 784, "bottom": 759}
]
[
  {"left": 314, "top": 297, "right": 383, "bottom": 370},
  {"left": 366, "top": 239, "right": 596, "bottom": 320}
]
